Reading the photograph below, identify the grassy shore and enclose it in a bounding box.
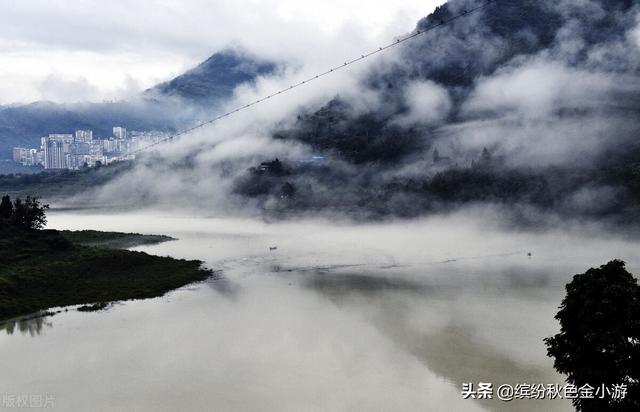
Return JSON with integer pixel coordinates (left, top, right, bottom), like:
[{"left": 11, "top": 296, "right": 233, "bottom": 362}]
[
  {"left": 59, "top": 229, "right": 174, "bottom": 249},
  {"left": 0, "top": 226, "right": 211, "bottom": 320},
  {"left": 0, "top": 161, "right": 131, "bottom": 200}
]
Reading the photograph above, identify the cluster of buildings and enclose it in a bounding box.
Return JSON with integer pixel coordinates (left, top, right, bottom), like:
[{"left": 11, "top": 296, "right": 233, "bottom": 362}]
[{"left": 12, "top": 127, "right": 170, "bottom": 170}]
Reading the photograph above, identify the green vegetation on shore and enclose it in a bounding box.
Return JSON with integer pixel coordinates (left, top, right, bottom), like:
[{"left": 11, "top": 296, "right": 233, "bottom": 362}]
[
  {"left": 0, "top": 161, "right": 131, "bottom": 200},
  {"left": 59, "top": 230, "right": 174, "bottom": 249},
  {"left": 0, "top": 195, "right": 212, "bottom": 321}
]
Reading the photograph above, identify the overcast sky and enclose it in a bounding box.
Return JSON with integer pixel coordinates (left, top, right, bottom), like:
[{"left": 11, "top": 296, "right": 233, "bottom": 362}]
[{"left": 0, "top": 0, "right": 444, "bottom": 105}]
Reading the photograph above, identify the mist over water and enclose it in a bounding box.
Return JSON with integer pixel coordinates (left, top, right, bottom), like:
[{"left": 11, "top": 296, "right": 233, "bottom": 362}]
[{"left": 3, "top": 209, "right": 639, "bottom": 411}]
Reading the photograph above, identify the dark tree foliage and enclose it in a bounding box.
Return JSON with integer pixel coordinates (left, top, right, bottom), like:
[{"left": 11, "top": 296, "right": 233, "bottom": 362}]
[
  {"left": 0, "top": 195, "right": 12, "bottom": 219},
  {"left": 273, "top": 99, "right": 423, "bottom": 164},
  {"left": 596, "top": 142, "right": 640, "bottom": 204},
  {"left": 0, "top": 195, "right": 49, "bottom": 230},
  {"left": 232, "top": 159, "right": 291, "bottom": 197},
  {"left": 423, "top": 167, "right": 551, "bottom": 205},
  {"left": 545, "top": 260, "right": 640, "bottom": 411},
  {"left": 281, "top": 182, "right": 295, "bottom": 198},
  {"left": 0, "top": 161, "right": 133, "bottom": 202}
]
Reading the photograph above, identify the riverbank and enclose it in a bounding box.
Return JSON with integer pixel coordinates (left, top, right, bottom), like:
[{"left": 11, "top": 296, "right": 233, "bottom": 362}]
[
  {"left": 59, "top": 229, "right": 174, "bottom": 249},
  {"left": 0, "top": 226, "right": 212, "bottom": 320}
]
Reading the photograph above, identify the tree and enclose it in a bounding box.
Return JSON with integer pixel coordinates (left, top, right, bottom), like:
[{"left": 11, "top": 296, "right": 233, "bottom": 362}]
[
  {"left": 281, "top": 182, "right": 295, "bottom": 198},
  {"left": 545, "top": 260, "right": 640, "bottom": 411},
  {"left": 480, "top": 147, "right": 492, "bottom": 163},
  {"left": 0, "top": 195, "right": 13, "bottom": 219},
  {"left": 433, "top": 148, "right": 441, "bottom": 163},
  {"left": 10, "top": 196, "right": 49, "bottom": 230}
]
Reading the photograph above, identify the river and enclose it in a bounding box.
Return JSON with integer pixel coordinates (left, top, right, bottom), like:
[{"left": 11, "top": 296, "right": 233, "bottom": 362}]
[{"left": 2, "top": 210, "right": 639, "bottom": 411}]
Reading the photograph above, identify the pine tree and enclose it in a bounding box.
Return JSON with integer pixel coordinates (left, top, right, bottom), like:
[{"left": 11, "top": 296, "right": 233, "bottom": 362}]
[
  {"left": 481, "top": 147, "right": 491, "bottom": 163},
  {"left": 433, "top": 148, "right": 440, "bottom": 163}
]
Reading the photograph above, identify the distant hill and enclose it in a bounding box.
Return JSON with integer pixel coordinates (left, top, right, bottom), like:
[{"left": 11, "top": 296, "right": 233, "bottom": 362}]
[
  {"left": 146, "top": 49, "right": 276, "bottom": 104},
  {"left": 0, "top": 49, "right": 277, "bottom": 158}
]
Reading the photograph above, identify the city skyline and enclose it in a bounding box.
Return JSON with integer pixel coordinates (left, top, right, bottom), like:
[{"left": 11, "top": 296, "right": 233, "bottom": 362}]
[{"left": 12, "top": 127, "right": 170, "bottom": 170}]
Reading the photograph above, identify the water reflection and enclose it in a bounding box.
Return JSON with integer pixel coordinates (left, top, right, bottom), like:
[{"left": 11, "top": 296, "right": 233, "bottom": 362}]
[
  {"left": 0, "top": 313, "right": 53, "bottom": 336},
  {"left": 302, "top": 272, "right": 431, "bottom": 298},
  {"left": 302, "top": 270, "right": 571, "bottom": 411},
  {"left": 207, "top": 276, "right": 241, "bottom": 298},
  {"left": 4, "top": 211, "right": 631, "bottom": 411}
]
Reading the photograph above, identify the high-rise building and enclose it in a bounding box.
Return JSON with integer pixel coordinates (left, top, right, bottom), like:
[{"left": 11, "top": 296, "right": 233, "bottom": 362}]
[
  {"left": 43, "top": 134, "right": 73, "bottom": 169},
  {"left": 113, "top": 127, "right": 127, "bottom": 140},
  {"left": 63, "top": 141, "right": 92, "bottom": 170},
  {"left": 90, "top": 141, "right": 103, "bottom": 157},
  {"left": 44, "top": 139, "right": 63, "bottom": 169},
  {"left": 102, "top": 139, "right": 118, "bottom": 153},
  {"left": 11, "top": 147, "right": 39, "bottom": 165},
  {"left": 75, "top": 129, "right": 93, "bottom": 143},
  {"left": 36, "top": 150, "right": 44, "bottom": 166},
  {"left": 12, "top": 147, "right": 25, "bottom": 162}
]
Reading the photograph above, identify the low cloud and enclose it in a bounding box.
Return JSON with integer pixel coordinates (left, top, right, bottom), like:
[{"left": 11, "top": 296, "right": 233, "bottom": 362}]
[
  {"left": 463, "top": 58, "right": 618, "bottom": 118},
  {"left": 62, "top": 0, "right": 640, "bottom": 225},
  {"left": 633, "top": 15, "right": 640, "bottom": 49},
  {"left": 40, "top": 74, "right": 101, "bottom": 103},
  {"left": 393, "top": 80, "right": 452, "bottom": 126}
]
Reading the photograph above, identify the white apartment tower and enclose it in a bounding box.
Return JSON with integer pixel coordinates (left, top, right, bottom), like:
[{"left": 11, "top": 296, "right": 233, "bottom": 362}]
[
  {"left": 113, "top": 127, "right": 127, "bottom": 140},
  {"left": 75, "top": 129, "right": 93, "bottom": 143},
  {"left": 43, "top": 134, "right": 73, "bottom": 169}
]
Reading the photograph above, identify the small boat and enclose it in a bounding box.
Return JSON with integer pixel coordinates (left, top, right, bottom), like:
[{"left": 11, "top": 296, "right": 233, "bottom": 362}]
[{"left": 269, "top": 246, "right": 278, "bottom": 251}]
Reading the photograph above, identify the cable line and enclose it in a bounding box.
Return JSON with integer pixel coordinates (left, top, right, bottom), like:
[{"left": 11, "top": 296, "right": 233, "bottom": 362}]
[{"left": 121, "top": 0, "right": 498, "bottom": 160}]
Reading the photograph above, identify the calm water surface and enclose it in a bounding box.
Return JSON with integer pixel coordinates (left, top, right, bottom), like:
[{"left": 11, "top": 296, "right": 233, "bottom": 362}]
[{"left": 3, "top": 210, "right": 639, "bottom": 411}]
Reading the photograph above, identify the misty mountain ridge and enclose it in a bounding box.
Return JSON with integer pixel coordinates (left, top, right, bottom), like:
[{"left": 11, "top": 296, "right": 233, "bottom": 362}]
[
  {"left": 3, "top": 0, "right": 640, "bottom": 226},
  {"left": 227, "top": 0, "right": 640, "bottom": 222},
  {"left": 145, "top": 49, "right": 276, "bottom": 104},
  {"left": 0, "top": 49, "right": 277, "bottom": 157}
]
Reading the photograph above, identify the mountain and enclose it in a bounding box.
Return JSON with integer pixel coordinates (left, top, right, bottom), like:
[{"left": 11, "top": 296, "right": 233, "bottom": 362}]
[
  {"left": 146, "top": 49, "right": 276, "bottom": 104},
  {"left": 4, "top": 0, "right": 640, "bottom": 226},
  {"left": 0, "top": 49, "right": 276, "bottom": 158},
  {"left": 273, "top": 0, "right": 638, "bottom": 163},
  {"left": 232, "top": 0, "right": 640, "bottom": 222}
]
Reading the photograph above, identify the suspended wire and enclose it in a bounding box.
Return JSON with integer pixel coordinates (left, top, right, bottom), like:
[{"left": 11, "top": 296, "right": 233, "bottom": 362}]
[{"left": 121, "top": 0, "right": 498, "bottom": 160}]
